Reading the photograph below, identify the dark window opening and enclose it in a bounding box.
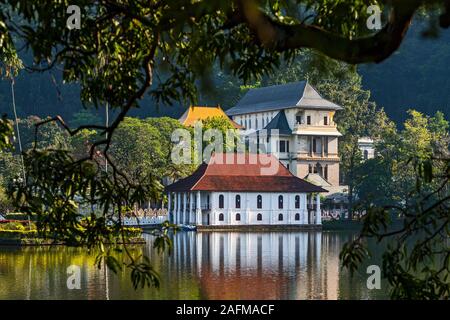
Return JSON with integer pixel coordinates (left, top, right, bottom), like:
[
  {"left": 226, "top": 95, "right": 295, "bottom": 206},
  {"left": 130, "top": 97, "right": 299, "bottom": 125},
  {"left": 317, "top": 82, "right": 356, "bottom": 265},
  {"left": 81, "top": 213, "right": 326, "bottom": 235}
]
[
  {"left": 324, "top": 116, "right": 328, "bottom": 125},
  {"left": 257, "top": 195, "right": 262, "bottom": 209},
  {"left": 236, "top": 213, "right": 241, "bottom": 221},
  {"left": 279, "top": 140, "right": 286, "bottom": 153},
  {"left": 219, "top": 213, "right": 224, "bottom": 221},
  {"left": 295, "top": 213, "right": 300, "bottom": 221},
  {"left": 219, "top": 194, "right": 224, "bottom": 209},
  {"left": 307, "top": 116, "right": 311, "bottom": 125},
  {"left": 278, "top": 195, "right": 283, "bottom": 209},
  {"left": 315, "top": 162, "right": 322, "bottom": 176},
  {"left": 278, "top": 214, "right": 283, "bottom": 221},
  {"left": 257, "top": 213, "right": 262, "bottom": 221},
  {"left": 295, "top": 195, "right": 300, "bottom": 209},
  {"left": 235, "top": 195, "right": 241, "bottom": 209}
]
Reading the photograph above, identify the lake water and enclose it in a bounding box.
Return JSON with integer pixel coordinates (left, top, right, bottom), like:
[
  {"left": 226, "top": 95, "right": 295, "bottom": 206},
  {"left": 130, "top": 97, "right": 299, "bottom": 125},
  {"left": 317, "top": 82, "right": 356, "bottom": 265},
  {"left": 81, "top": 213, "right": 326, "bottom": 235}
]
[{"left": 0, "top": 231, "right": 389, "bottom": 300}]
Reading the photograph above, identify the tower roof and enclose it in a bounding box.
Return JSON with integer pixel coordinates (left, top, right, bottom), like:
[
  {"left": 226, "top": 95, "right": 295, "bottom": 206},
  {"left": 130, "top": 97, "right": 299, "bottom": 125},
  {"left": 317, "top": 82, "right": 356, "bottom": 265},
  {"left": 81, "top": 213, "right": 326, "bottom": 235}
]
[
  {"left": 226, "top": 81, "right": 343, "bottom": 116},
  {"left": 262, "top": 110, "right": 292, "bottom": 135},
  {"left": 179, "top": 105, "right": 243, "bottom": 129}
]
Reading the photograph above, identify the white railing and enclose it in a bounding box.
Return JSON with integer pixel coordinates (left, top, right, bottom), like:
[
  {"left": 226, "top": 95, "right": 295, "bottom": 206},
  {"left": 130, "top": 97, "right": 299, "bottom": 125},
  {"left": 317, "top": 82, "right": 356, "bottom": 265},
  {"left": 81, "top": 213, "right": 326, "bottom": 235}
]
[{"left": 122, "top": 215, "right": 167, "bottom": 226}]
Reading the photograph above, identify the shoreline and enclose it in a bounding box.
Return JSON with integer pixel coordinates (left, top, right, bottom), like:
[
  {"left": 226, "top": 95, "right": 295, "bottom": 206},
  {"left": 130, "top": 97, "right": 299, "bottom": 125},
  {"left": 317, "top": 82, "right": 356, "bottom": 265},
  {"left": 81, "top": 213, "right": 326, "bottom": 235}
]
[
  {"left": 0, "top": 237, "right": 146, "bottom": 247},
  {"left": 196, "top": 224, "right": 322, "bottom": 232}
]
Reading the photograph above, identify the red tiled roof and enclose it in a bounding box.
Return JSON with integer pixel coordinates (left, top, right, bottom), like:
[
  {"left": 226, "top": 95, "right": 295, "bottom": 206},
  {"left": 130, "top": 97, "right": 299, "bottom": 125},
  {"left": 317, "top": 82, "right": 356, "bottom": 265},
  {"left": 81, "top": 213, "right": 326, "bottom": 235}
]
[{"left": 165, "top": 153, "right": 326, "bottom": 193}]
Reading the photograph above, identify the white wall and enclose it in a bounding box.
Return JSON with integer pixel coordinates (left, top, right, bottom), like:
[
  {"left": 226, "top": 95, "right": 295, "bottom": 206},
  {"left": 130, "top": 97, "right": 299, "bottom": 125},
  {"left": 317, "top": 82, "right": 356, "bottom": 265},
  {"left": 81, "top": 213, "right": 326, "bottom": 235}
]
[
  {"left": 204, "top": 191, "right": 310, "bottom": 225},
  {"left": 232, "top": 109, "right": 294, "bottom": 131},
  {"left": 359, "top": 145, "right": 375, "bottom": 160}
]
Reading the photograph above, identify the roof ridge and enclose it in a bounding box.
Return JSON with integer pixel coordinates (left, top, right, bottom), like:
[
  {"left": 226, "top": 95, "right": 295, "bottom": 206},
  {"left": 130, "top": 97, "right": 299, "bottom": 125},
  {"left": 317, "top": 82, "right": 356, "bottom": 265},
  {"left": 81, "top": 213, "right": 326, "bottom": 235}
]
[
  {"left": 187, "top": 106, "right": 193, "bottom": 115},
  {"left": 251, "top": 80, "right": 305, "bottom": 89},
  {"left": 190, "top": 162, "right": 209, "bottom": 190},
  {"left": 296, "top": 86, "right": 306, "bottom": 106},
  {"left": 227, "top": 81, "right": 342, "bottom": 116}
]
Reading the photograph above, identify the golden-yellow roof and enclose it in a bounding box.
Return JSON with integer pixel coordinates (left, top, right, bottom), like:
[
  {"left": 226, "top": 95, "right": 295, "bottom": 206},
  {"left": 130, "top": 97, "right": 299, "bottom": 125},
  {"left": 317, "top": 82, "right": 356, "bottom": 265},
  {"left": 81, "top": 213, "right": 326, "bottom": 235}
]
[{"left": 179, "top": 105, "right": 243, "bottom": 129}]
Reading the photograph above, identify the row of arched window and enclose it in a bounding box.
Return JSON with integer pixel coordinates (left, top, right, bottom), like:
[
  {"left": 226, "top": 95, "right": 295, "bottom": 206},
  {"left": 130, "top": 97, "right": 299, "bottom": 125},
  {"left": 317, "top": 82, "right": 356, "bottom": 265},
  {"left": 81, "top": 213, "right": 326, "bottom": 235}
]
[
  {"left": 218, "top": 194, "right": 302, "bottom": 209},
  {"left": 217, "top": 213, "right": 301, "bottom": 221}
]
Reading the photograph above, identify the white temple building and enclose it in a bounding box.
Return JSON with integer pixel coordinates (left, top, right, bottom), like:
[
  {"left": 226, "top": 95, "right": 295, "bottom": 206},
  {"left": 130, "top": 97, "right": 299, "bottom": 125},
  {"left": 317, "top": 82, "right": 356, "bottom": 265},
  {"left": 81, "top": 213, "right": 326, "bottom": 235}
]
[
  {"left": 358, "top": 137, "right": 376, "bottom": 160},
  {"left": 165, "top": 153, "right": 326, "bottom": 228},
  {"left": 226, "top": 81, "right": 343, "bottom": 187}
]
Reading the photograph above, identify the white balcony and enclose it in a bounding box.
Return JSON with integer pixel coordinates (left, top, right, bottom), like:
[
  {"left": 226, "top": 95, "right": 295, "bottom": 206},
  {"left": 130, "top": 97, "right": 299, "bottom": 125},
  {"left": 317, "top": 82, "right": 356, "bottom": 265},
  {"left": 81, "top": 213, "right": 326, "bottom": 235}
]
[{"left": 293, "top": 124, "right": 342, "bottom": 137}]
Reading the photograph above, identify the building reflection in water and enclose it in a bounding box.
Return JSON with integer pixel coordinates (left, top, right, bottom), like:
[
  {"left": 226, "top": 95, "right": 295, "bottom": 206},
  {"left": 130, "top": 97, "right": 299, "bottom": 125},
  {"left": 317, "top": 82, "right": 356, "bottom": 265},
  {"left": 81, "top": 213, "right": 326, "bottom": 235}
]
[
  {"left": 168, "top": 231, "right": 356, "bottom": 300},
  {"left": 0, "top": 231, "right": 383, "bottom": 299}
]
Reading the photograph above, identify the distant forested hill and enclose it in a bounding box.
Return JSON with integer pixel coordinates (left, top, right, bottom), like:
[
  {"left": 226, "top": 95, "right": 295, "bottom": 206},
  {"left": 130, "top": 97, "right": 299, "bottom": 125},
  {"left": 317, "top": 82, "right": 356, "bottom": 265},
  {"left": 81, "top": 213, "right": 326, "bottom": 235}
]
[
  {"left": 1, "top": 20, "right": 449, "bottom": 125},
  {"left": 0, "top": 57, "right": 186, "bottom": 124},
  {"left": 358, "top": 21, "right": 450, "bottom": 124}
]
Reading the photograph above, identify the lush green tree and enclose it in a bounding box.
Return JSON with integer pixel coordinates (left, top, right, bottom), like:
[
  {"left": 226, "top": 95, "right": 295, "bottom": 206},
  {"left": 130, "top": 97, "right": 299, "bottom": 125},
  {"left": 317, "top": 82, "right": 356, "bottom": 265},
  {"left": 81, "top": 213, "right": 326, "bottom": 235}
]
[
  {"left": 0, "top": 182, "right": 14, "bottom": 213},
  {"left": 1, "top": 44, "right": 22, "bottom": 213},
  {"left": 325, "top": 78, "right": 392, "bottom": 219},
  {"left": 355, "top": 110, "right": 449, "bottom": 209},
  {"left": 342, "top": 110, "right": 450, "bottom": 299},
  {"left": 18, "top": 115, "right": 70, "bottom": 151},
  {"left": 144, "top": 117, "right": 195, "bottom": 181},
  {"left": 200, "top": 116, "right": 240, "bottom": 154},
  {"left": 353, "top": 112, "right": 404, "bottom": 209},
  {"left": 353, "top": 157, "right": 396, "bottom": 208},
  {"left": 110, "top": 117, "right": 164, "bottom": 183},
  {"left": 0, "top": 150, "right": 22, "bottom": 183},
  {"left": 108, "top": 117, "right": 198, "bottom": 209},
  {"left": 201, "top": 116, "right": 235, "bottom": 132},
  {"left": 267, "top": 50, "right": 360, "bottom": 87},
  {"left": 0, "top": 116, "right": 13, "bottom": 151},
  {"left": 402, "top": 110, "right": 434, "bottom": 158},
  {"left": 0, "top": 150, "right": 21, "bottom": 213},
  {"left": 69, "top": 129, "right": 100, "bottom": 161},
  {"left": 70, "top": 109, "right": 103, "bottom": 129}
]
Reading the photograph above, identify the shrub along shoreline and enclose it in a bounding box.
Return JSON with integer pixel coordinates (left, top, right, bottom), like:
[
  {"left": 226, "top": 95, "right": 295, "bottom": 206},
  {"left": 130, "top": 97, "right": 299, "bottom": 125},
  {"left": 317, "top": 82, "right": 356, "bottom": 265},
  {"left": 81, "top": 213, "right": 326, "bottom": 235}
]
[{"left": 0, "top": 216, "right": 146, "bottom": 246}]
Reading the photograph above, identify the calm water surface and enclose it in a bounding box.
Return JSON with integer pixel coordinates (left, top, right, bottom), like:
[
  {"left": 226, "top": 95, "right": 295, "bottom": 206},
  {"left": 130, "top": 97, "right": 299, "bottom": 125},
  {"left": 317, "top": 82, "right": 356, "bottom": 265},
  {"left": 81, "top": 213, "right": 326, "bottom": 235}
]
[{"left": 0, "top": 231, "right": 389, "bottom": 300}]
